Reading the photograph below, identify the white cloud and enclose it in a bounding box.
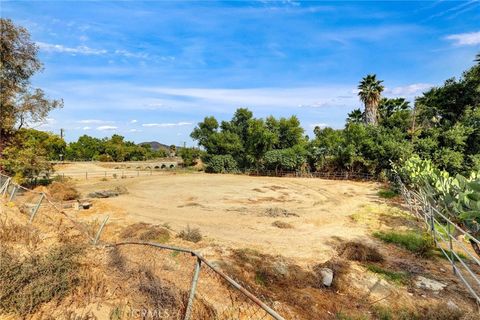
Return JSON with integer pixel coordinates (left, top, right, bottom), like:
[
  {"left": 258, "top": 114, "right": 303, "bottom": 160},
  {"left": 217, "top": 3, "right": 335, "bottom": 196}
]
[
  {"left": 36, "top": 42, "right": 107, "bottom": 55},
  {"left": 445, "top": 31, "right": 480, "bottom": 46},
  {"left": 385, "top": 83, "right": 433, "bottom": 97},
  {"left": 130, "top": 119, "right": 138, "bottom": 124},
  {"left": 82, "top": 126, "right": 91, "bottom": 130},
  {"left": 129, "top": 129, "right": 141, "bottom": 132},
  {"left": 97, "top": 125, "right": 118, "bottom": 131},
  {"left": 142, "top": 122, "right": 193, "bottom": 128},
  {"left": 78, "top": 119, "right": 113, "bottom": 124},
  {"left": 310, "top": 123, "right": 329, "bottom": 128}
]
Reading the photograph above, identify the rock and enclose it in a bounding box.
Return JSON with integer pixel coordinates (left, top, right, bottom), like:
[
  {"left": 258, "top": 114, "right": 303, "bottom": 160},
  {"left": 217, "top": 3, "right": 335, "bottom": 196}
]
[
  {"left": 319, "top": 268, "right": 334, "bottom": 287},
  {"left": 88, "top": 190, "right": 119, "bottom": 198},
  {"left": 447, "top": 300, "right": 460, "bottom": 311},
  {"left": 415, "top": 276, "right": 446, "bottom": 292},
  {"left": 272, "top": 260, "right": 289, "bottom": 277},
  {"left": 81, "top": 202, "right": 92, "bottom": 209}
]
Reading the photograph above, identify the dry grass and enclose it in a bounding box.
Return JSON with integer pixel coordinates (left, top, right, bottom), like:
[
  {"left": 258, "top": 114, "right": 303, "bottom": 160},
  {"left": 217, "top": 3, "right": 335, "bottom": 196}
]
[
  {"left": 178, "top": 225, "right": 202, "bottom": 243},
  {"left": 119, "top": 223, "right": 171, "bottom": 243},
  {"left": 0, "top": 218, "right": 40, "bottom": 248},
  {"left": 0, "top": 243, "right": 84, "bottom": 316},
  {"left": 272, "top": 220, "right": 293, "bottom": 229},
  {"left": 48, "top": 180, "right": 80, "bottom": 201},
  {"left": 337, "top": 241, "right": 384, "bottom": 262}
]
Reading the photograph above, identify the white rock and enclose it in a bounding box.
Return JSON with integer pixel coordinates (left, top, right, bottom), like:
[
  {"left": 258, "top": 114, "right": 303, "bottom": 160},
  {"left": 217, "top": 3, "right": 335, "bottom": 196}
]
[
  {"left": 415, "top": 276, "right": 447, "bottom": 292},
  {"left": 320, "top": 268, "right": 334, "bottom": 287}
]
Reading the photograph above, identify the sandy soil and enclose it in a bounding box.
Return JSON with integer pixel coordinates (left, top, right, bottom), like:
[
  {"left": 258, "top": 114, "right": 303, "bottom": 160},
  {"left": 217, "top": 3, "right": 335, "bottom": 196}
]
[{"left": 71, "top": 171, "right": 381, "bottom": 262}]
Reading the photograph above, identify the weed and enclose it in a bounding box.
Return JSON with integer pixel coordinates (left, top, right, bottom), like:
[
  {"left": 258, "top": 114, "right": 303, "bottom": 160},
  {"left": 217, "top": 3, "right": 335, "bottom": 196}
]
[
  {"left": 0, "top": 243, "right": 83, "bottom": 316},
  {"left": 433, "top": 247, "right": 468, "bottom": 262},
  {"left": 338, "top": 241, "right": 383, "bottom": 262},
  {"left": 377, "top": 188, "right": 398, "bottom": 199},
  {"left": 366, "top": 264, "right": 409, "bottom": 285},
  {"left": 423, "top": 303, "right": 464, "bottom": 320},
  {"left": 108, "top": 247, "right": 126, "bottom": 272},
  {"left": 178, "top": 225, "right": 202, "bottom": 243},
  {"left": 139, "top": 228, "right": 170, "bottom": 243},
  {"left": 0, "top": 219, "right": 40, "bottom": 248},
  {"left": 272, "top": 220, "right": 293, "bottom": 229},
  {"left": 373, "top": 231, "right": 434, "bottom": 256}
]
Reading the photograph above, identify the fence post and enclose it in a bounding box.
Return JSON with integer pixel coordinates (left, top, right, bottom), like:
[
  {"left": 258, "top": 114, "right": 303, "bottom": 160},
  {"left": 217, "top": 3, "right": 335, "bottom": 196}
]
[
  {"left": 93, "top": 215, "right": 110, "bottom": 245},
  {"left": 86, "top": 171, "right": 88, "bottom": 180},
  {"left": 184, "top": 256, "right": 201, "bottom": 320},
  {"left": 1, "top": 177, "right": 11, "bottom": 196},
  {"left": 8, "top": 185, "right": 17, "bottom": 202},
  {"left": 429, "top": 205, "right": 436, "bottom": 244},
  {"left": 447, "top": 220, "right": 455, "bottom": 274},
  {"left": 30, "top": 193, "right": 45, "bottom": 223}
]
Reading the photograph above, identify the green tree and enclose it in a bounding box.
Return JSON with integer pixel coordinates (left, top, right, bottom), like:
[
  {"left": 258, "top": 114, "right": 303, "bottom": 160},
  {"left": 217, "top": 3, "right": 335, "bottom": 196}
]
[
  {"left": 0, "top": 19, "right": 62, "bottom": 153},
  {"left": 358, "top": 74, "right": 384, "bottom": 125},
  {"left": 179, "top": 147, "right": 202, "bottom": 167},
  {"left": 346, "top": 108, "right": 363, "bottom": 125}
]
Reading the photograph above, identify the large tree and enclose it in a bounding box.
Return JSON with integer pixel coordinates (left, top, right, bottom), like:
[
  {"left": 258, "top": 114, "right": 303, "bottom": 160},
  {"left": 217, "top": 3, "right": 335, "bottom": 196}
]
[
  {"left": 358, "top": 74, "right": 384, "bottom": 125},
  {"left": 0, "top": 18, "right": 62, "bottom": 153}
]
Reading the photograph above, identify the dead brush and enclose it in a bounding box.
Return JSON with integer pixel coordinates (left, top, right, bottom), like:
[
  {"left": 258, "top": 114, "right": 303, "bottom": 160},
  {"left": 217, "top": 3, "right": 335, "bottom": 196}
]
[
  {"left": 272, "top": 220, "right": 293, "bottom": 229},
  {"left": 48, "top": 180, "right": 80, "bottom": 201},
  {"left": 0, "top": 243, "right": 84, "bottom": 316},
  {"left": 0, "top": 218, "right": 40, "bottom": 249},
  {"left": 108, "top": 246, "right": 126, "bottom": 272},
  {"left": 337, "top": 241, "right": 383, "bottom": 262},
  {"left": 178, "top": 225, "right": 202, "bottom": 243},
  {"left": 119, "top": 223, "right": 171, "bottom": 243}
]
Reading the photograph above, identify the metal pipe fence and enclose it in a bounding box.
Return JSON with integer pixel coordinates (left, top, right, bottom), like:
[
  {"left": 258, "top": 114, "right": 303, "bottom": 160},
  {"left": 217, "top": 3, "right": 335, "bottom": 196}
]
[
  {"left": 0, "top": 173, "right": 285, "bottom": 319},
  {"left": 396, "top": 176, "right": 480, "bottom": 304},
  {"left": 246, "top": 170, "right": 375, "bottom": 181}
]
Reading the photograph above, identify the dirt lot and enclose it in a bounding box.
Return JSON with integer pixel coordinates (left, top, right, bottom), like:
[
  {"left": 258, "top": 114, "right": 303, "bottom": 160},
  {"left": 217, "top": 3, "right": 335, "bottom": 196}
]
[{"left": 69, "top": 169, "right": 380, "bottom": 263}]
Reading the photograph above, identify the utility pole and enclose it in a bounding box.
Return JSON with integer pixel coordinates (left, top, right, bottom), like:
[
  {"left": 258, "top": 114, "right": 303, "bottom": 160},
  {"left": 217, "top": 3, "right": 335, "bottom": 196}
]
[{"left": 60, "top": 128, "right": 64, "bottom": 139}]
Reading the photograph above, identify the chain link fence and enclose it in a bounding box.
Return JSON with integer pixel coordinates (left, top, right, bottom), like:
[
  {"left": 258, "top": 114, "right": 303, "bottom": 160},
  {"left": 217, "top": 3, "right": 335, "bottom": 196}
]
[
  {"left": 0, "top": 173, "right": 285, "bottom": 319},
  {"left": 396, "top": 176, "right": 480, "bottom": 304}
]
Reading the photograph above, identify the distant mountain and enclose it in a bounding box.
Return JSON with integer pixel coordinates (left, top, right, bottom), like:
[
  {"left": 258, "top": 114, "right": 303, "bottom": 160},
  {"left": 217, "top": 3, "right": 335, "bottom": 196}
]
[
  {"left": 139, "top": 141, "right": 182, "bottom": 151},
  {"left": 139, "top": 141, "right": 170, "bottom": 151}
]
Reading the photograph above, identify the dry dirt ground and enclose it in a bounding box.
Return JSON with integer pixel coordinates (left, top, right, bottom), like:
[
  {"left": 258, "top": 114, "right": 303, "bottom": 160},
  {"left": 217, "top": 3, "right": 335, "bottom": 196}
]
[
  {"left": 66, "top": 168, "right": 379, "bottom": 263},
  {"left": 37, "top": 163, "right": 479, "bottom": 318}
]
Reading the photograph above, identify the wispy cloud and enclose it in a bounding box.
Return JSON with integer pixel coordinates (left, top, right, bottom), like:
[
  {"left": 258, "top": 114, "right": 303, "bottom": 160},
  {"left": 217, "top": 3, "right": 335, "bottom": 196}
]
[
  {"left": 83, "top": 126, "right": 91, "bottom": 130},
  {"left": 36, "top": 42, "right": 107, "bottom": 55},
  {"left": 445, "top": 31, "right": 480, "bottom": 46},
  {"left": 427, "top": 0, "right": 479, "bottom": 20},
  {"left": 130, "top": 119, "right": 138, "bottom": 124},
  {"left": 78, "top": 119, "right": 114, "bottom": 124},
  {"left": 97, "top": 125, "right": 118, "bottom": 131},
  {"left": 385, "top": 83, "right": 433, "bottom": 97},
  {"left": 142, "top": 122, "right": 193, "bottom": 128}
]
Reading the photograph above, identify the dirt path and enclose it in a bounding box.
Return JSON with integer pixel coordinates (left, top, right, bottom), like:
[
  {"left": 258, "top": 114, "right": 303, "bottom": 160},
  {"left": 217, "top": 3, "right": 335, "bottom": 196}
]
[{"left": 73, "top": 172, "right": 381, "bottom": 262}]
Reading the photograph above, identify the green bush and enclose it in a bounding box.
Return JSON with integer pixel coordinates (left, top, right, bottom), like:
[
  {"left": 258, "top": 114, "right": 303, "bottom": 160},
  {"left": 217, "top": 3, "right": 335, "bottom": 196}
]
[
  {"left": 205, "top": 155, "right": 239, "bottom": 173},
  {"left": 366, "top": 264, "right": 409, "bottom": 285},
  {"left": 377, "top": 188, "right": 398, "bottom": 199},
  {"left": 373, "top": 231, "right": 434, "bottom": 256}
]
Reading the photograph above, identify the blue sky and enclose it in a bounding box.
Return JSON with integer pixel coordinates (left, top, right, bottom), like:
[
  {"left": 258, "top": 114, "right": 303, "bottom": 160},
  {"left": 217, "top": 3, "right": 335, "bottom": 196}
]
[{"left": 2, "top": 1, "right": 480, "bottom": 145}]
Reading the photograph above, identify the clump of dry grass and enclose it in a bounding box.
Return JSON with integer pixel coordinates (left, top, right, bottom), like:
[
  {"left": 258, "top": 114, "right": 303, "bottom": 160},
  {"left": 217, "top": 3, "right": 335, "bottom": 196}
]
[
  {"left": 337, "top": 241, "right": 384, "bottom": 262},
  {"left": 48, "top": 180, "right": 80, "bottom": 201},
  {"left": 178, "top": 225, "right": 202, "bottom": 243},
  {"left": 0, "top": 243, "right": 84, "bottom": 316},
  {"left": 0, "top": 218, "right": 40, "bottom": 248},
  {"left": 272, "top": 220, "right": 293, "bottom": 229},
  {"left": 119, "top": 223, "right": 171, "bottom": 243},
  {"left": 313, "top": 258, "right": 350, "bottom": 290},
  {"left": 263, "top": 207, "right": 298, "bottom": 217}
]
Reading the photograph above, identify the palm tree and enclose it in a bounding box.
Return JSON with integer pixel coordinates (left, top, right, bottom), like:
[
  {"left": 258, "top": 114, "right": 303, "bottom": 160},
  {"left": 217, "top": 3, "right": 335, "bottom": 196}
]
[
  {"left": 358, "top": 74, "right": 384, "bottom": 125},
  {"left": 475, "top": 52, "right": 480, "bottom": 63},
  {"left": 346, "top": 108, "right": 363, "bottom": 125}
]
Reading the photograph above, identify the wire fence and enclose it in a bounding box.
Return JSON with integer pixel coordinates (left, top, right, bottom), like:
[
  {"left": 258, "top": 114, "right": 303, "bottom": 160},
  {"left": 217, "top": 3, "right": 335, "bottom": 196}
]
[
  {"left": 395, "top": 176, "right": 480, "bottom": 304},
  {"left": 0, "top": 173, "right": 285, "bottom": 320},
  {"left": 247, "top": 169, "right": 375, "bottom": 181}
]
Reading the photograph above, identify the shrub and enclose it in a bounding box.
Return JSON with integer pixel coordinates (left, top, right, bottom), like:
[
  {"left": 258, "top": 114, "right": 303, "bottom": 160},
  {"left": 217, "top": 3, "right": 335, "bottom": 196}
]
[
  {"left": 0, "top": 244, "right": 83, "bottom": 316},
  {"left": 338, "top": 241, "right": 383, "bottom": 262},
  {"left": 48, "top": 181, "right": 80, "bottom": 201},
  {"left": 373, "top": 231, "right": 434, "bottom": 256},
  {"left": 377, "top": 188, "right": 397, "bottom": 199},
  {"left": 205, "top": 155, "right": 238, "bottom": 173},
  {"left": 178, "top": 226, "right": 202, "bottom": 243}
]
